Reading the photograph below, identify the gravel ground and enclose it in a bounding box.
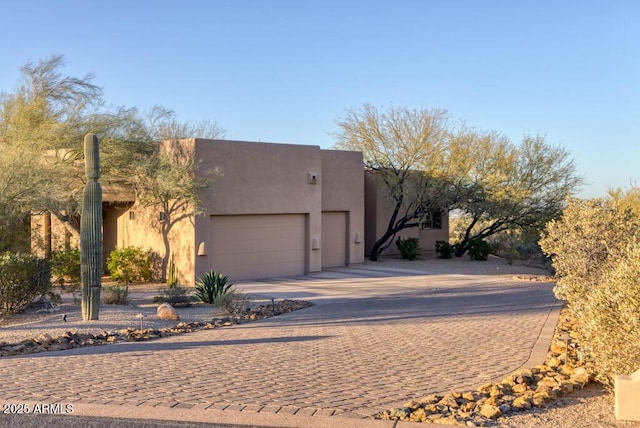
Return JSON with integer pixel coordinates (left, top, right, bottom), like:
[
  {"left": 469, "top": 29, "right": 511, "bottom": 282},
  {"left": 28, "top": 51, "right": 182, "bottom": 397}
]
[
  {"left": 496, "top": 383, "right": 639, "bottom": 428},
  {"left": 1, "top": 255, "right": 639, "bottom": 427},
  {"left": 0, "top": 289, "right": 219, "bottom": 344}
]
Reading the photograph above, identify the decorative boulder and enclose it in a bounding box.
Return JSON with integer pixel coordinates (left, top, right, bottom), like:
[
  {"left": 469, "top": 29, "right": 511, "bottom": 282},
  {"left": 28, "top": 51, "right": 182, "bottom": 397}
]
[{"left": 157, "top": 303, "right": 180, "bottom": 320}]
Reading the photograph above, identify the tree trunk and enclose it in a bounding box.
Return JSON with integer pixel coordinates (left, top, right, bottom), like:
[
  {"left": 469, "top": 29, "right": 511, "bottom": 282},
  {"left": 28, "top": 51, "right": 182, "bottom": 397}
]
[
  {"left": 44, "top": 211, "right": 52, "bottom": 259},
  {"left": 454, "top": 239, "right": 468, "bottom": 257},
  {"left": 161, "top": 221, "right": 171, "bottom": 282},
  {"left": 369, "top": 229, "right": 398, "bottom": 261}
]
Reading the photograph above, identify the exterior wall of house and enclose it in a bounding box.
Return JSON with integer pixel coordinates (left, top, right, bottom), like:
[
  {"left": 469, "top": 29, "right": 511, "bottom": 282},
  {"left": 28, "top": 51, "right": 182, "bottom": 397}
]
[
  {"left": 364, "top": 171, "right": 449, "bottom": 257},
  {"left": 192, "top": 139, "right": 323, "bottom": 281},
  {"left": 188, "top": 139, "right": 365, "bottom": 282},
  {"left": 116, "top": 202, "right": 196, "bottom": 286},
  {"left": 321, "top": 149, "right": 365, "bottom": 266},
  {"left": 31, "top": 213, "right": 79, "bottom": 257}
]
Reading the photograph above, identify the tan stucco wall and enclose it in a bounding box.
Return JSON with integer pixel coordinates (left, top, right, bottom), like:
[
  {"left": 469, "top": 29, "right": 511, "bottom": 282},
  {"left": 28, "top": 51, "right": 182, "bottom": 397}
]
[
  {"left": 117, "top": 202, "right": 196, "bottom": 286},
  {"left": 364, "top": 171, "right": 449, "bottom": 257},
  {"left": 192, "top": 139, "right": 324, "bottom": 280},
  {"left": 419, "top": 213, "right": 449, "bottom": 252},
  {"left": 31, "top": 213, "right": 79, "bottom": 257},
  {"left": 321, "top": 150, "right": 365, "bottom": 265},
  {"left": 191, "top": 139, "right": 366, "bottom": 280}
]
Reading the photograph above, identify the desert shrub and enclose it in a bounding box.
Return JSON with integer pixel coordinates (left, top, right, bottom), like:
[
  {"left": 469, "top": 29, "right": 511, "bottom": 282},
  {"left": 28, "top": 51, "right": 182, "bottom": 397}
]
[
  {"left": 107, "top": 246, "right": 153, "bottom": 285},
  {"left": 486, "top": 229, "right": 547, "bottom": 266},
  {"left": 154, "top": 283, "right": 192, "bottom": 306},
  {"left": 50, "top": 248, "right": 81, "bottom": 283},
  {"left": 0, "top": 252, "right": 51, "bottom": 315},
  {"left": 213, "top": 290, "right": 253, "bottom": 313},
  {"left": 102, "top": 285, "right": 129, "bottom": 305},
  {"left": 540, "top": 198, "right": 640, "bottom": 306},
  {"left": 540, "top": 194, "right": 640, "bottom": 386},
  {"left": 467, "top": 239, "right": 491, "bottom": 261},
  {"left": 152, "top": 253, "right": 192, "bottom": 306},
  {"left": 195, "top": 271, "right": 234, "bottom": 304},
  {"left": 395, "top": 236, "right": 419, "bottom": 260},
  {"left": 50, "top": 248, "right": 81, "bottom": 303},
  {"left": 435, "top": 240, "right": 454, "bottom": 259},
  {"left": 577, "top": 243, "right": 640, "bottom": 385}
]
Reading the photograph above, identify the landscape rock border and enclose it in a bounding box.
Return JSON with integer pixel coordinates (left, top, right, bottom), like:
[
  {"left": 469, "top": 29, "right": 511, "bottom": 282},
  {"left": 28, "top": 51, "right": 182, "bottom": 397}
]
[
  {"left": 0, "top": 299, "right": 313, "bottom": 357},
  {"left": 374, "top": 308, "right": 596, "bottom": 426}
]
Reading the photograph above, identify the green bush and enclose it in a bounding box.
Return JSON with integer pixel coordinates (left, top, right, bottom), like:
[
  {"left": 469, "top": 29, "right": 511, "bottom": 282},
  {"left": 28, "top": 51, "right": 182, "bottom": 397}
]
[
  {"left": 50, "top": 248, "right": 81, "bottom": 303},
  {"left": 396, "top": 236, "right": 419, "bottom": 260},
  {"left": 50, "top": 248, "right": 81, "bottom": 284},
  {"left": 102, "top": 285, "right": 129, "bottom": 305},
  {"left": 467, "top": 239, "right": 491, "bottom": 261},
  {"left": 435, "top": 240, "right": 454, "bottom": 259},
  {"left": 540, "top": 195, "right": 640, "bottom": 386},
  {"left": 0, "top": 252, "right": 51, "bottom": 315},
  {"left": 107, "top": 247, "right": 153, "bottom": 286},
  {"left": 195, "top": 271, "right": 234, "bottom": 304}
]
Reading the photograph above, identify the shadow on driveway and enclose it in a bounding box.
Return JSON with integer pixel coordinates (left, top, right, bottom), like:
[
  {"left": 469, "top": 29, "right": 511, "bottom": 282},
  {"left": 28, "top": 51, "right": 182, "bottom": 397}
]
[{"left": 1, "top": 335, "right": 333, "bottom": 360}]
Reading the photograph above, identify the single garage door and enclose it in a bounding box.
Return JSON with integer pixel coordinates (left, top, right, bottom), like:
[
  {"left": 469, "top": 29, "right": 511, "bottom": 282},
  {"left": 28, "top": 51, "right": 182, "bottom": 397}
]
[
  {"left": 322, "top": 211, "right": 347, "bottom": 268},
  {"left": 210, "top": 214, "right": 306, "bottom": 280}
]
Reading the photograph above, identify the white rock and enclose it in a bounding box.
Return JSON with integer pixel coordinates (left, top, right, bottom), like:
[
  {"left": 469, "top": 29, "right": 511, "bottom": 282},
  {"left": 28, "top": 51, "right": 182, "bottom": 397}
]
[{"left": 156, "top": 303, "right": 180, "bottom": 320}]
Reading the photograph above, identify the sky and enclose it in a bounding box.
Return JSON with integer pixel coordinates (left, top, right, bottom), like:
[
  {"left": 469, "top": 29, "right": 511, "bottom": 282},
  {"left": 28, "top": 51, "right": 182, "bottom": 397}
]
[{"left": 1, "top": 0, "right": 639, "bottom": 198}]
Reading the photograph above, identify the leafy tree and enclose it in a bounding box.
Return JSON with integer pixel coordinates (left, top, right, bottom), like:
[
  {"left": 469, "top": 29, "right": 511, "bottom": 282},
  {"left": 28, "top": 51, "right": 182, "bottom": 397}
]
[
  {"left": 0, "top": 55, "right": 223, "bottom": 262},
  {"left": 334, "top": 104, "right": 583, "bottom": 260},
  {"left": 133, "top": 121, "right": 223, "bottom": 276},
  {"left": 334, "top": 104, "right": 451, "bottom": 260},
  {"left": 449, "top": 132, "right": 583, "bottom": 256},
  {"left": 0, "top": 55, "right": 156, "bottom": 238}
]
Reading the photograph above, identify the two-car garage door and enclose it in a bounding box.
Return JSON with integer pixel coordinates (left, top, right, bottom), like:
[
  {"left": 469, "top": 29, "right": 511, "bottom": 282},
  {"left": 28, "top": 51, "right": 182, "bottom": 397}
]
[{"left": 209, "top": 214, "right": 306, "bottom": 280}]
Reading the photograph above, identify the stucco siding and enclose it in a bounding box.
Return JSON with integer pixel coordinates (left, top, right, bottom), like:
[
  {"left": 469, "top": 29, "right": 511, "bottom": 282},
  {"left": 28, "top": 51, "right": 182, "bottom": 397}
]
[{"left": 321, "top": 150, "right": 365, "bottom": 265}]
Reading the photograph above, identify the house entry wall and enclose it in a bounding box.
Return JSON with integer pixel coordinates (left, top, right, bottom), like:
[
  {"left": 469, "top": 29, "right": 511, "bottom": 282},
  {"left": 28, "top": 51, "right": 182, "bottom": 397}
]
[
  {"left": 209, "top": 214, "right": 306, "bottom": 281},
  {"left": 102, "top": 206, "right": 119, "bottom": 273},
  {"left": 321, "top": 211, "right": 348, "bottom": 268}
]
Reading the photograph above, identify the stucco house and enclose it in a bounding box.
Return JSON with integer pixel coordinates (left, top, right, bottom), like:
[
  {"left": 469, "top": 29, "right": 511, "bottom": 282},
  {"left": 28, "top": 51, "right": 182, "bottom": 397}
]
[
  {"left": 34, "top": 139, "right": 365, "bottom": 284},
  {"left": 32, "top": 139, "right": 448, "bottom": 284}
]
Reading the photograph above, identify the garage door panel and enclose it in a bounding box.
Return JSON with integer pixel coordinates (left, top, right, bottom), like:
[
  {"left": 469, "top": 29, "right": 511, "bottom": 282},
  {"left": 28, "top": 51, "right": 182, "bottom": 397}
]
[
  {"left": 322, "top": 211, "right": 347, "bottom": 268},
  {"left": 210, "top": 214, "right": 306, "bottom": 280}
]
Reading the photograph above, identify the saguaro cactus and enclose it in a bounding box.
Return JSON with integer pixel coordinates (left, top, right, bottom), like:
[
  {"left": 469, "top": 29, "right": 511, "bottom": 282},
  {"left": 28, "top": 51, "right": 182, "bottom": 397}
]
[{"left": 81, "top": 133, "right": 103, "bottom": 321}]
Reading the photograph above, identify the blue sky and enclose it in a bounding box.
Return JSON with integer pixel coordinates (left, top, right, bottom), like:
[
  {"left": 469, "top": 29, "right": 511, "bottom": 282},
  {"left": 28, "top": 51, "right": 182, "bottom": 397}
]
[{"left": 2, "top": 0, "right": 639, "bottom": 198}]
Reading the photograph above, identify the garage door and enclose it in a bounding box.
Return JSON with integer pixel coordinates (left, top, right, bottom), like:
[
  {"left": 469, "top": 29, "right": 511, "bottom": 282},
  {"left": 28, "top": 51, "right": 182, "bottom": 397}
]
[
  {"left": 210, "top": 214, "right": 306, "bottom": 280},
  {"left": 322, "top": 211, "right": 347, "bottom": 268}
]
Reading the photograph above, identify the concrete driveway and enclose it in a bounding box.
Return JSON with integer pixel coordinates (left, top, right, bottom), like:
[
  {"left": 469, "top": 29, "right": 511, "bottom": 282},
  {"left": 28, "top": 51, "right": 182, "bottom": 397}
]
[{"left": 0, "top": 260, "right": 560, "bottom": 428}]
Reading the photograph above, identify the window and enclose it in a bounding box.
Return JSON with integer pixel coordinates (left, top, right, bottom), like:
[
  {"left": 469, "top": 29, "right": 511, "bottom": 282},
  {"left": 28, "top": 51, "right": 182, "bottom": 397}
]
[{"left": 420, "top": 210, "right": 443, "bottom": 230}]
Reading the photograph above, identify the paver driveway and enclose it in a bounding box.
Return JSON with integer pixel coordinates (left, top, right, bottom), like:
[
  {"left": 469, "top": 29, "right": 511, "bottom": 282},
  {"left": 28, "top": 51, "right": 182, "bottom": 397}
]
[{"left": 0, "top": 263, "right": 559, "bottom": 427}]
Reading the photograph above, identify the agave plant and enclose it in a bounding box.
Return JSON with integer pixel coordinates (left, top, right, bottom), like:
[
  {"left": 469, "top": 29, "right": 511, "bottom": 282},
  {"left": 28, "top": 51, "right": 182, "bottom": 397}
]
[{"left": 195, "top": 271, "right": 234, "bottom": 304}]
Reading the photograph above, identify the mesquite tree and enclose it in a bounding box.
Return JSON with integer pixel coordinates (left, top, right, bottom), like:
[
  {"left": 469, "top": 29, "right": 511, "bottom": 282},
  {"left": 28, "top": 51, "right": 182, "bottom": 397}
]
[
  {"left": 334, "top": 104, "right": 583, "bottom": 260},
  {"left": 80, "top": 133, "right": 102, "bottom": 321}
]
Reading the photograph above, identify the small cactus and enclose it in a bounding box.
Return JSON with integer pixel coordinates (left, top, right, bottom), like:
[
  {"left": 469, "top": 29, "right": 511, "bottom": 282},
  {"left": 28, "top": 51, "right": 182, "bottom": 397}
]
[
  {"left": 80, "top": 133, "right": 103, "bottom": 321},
  {"left": 166, "top": 253, "right": 178, "bottom": 287}
]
